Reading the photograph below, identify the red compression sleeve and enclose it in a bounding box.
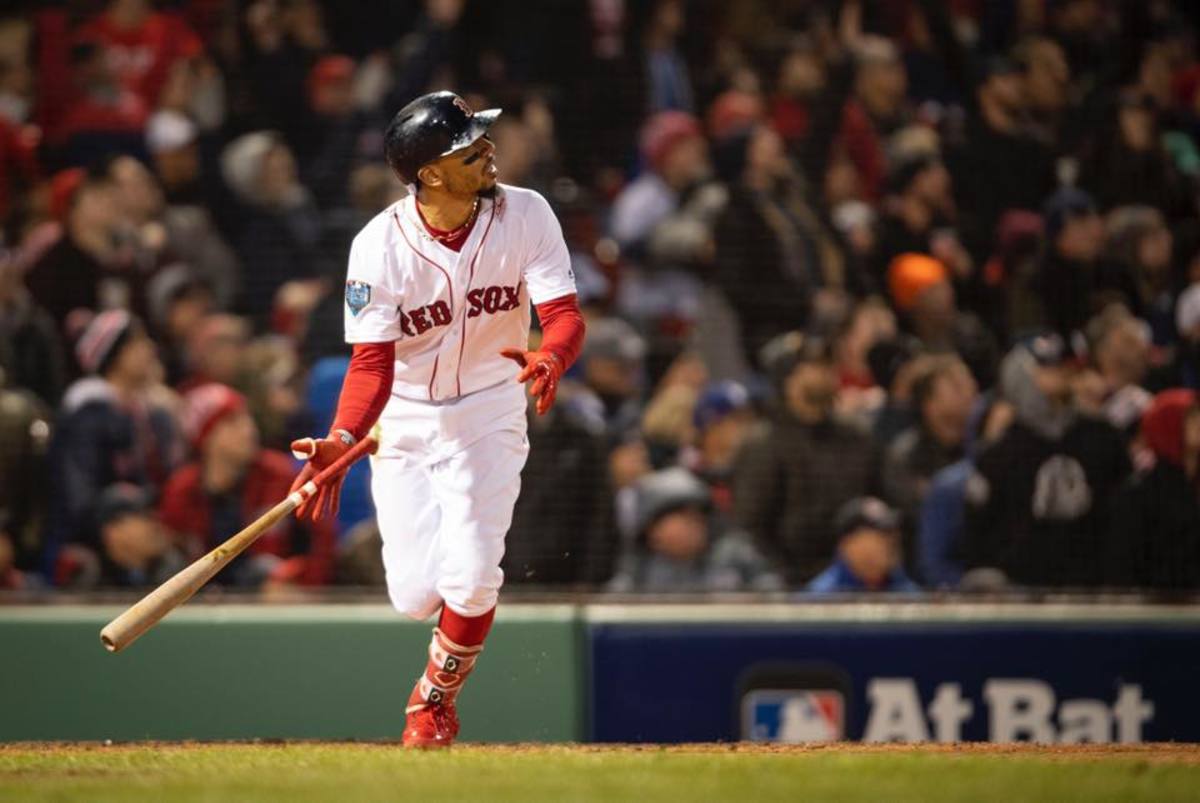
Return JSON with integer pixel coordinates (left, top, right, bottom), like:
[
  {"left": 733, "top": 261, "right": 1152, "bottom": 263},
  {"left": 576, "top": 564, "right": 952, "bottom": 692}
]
[
  {"left": 535, "top": 294, "right": 585, "bottom": 369},
  {"left": 331, "top": 342, "right": 394, "bottom": 441}
]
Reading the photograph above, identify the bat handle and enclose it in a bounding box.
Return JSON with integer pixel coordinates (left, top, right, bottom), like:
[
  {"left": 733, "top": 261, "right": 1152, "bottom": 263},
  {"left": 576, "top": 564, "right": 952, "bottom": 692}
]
[{"left": 314, "top": 434, "right": 379, "bottom": 483}]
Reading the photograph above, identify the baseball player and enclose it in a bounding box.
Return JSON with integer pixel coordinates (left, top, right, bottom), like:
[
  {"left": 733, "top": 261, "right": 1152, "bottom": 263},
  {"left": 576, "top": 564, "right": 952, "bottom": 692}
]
[{"left": 288, "top": 92, "right": 585, "bottom": 747}]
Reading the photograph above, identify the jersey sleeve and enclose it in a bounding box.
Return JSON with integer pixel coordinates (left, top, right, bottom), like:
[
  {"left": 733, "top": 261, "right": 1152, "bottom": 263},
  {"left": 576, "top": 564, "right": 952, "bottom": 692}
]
[
  {"left": 343, "top": 230, "right": 403, "bottom": 344},
  {"left": 521, "top": 192, "right": 577, "bottom": 305}
]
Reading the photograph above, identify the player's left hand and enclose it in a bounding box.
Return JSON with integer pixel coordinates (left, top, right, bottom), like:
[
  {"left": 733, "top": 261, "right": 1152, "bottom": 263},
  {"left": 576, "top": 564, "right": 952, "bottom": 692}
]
[
  {"left": 500, "top": 348, "right": 564, "bottom": 416},
  {"left": 288, "top": 431, "right": 355, "bottom": 521}
]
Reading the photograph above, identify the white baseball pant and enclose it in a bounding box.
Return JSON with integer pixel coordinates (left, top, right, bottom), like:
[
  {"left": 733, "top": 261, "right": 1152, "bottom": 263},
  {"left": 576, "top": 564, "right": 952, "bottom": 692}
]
[{"left": 370, "top": 382, "right": 529, "bottom": 619}]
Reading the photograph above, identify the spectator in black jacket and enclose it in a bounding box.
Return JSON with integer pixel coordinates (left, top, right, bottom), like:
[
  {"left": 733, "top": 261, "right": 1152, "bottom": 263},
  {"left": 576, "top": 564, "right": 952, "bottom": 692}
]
[
  {"left": 1107, "top": 389, "right": 1200, "bottom": 590},
  {"left": 299, "top": 55, "right": 375, "bottom": 210},
  {"left": 872, "top": 152, "right": 969, "bottom": 289},
  {"left": 220, "top": 131, "right": 325, "bottom": 329},
  {"left": 882, "top": 354, "right": 978, "bottom": 525},
  {"left": 0, "top": 248, "right": 67, "bottom": 408},
  {"left": 964, "top": 334, "right": 1131, "bottom": 588},
  {"left": 0, "top": 380, "right": 51, "bottom": 577},
  {"left": 44, "top": 310, "right": 182, "bottom": 574},
  {"left": 887, "top": 252, "right": 998, "bottom": 388},
  {"left": 947, "top": 56, "right": 1055, "bottom": 262},
  {"left": 1079, "top": 90, "right": 1194, "bottom": 222},
  {"left": 1102, "top": 205, "right": 1178, "bottom": 346},
  {"left": 733, "top": 335, "right": 878, "bottom": 584},
  {"left": 56, "top": 483, "right": 184, "bottom": 589},
  {"left": 712, "top": 124, "right": 842, "bottom": 364},
  {"left": 1032, "top": 188, "right": 1134, "bottom": 340},
  {"left": 25, "top": 167, "right": 127, "bottom": 329},
  {"left": 504, "top": 398, "right": 614, "bottom": 587}
]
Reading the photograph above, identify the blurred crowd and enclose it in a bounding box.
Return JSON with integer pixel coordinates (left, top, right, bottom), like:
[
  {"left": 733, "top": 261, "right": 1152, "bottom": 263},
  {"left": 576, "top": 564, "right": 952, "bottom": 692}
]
[{"left": 1, "top": 0, "right": 1199, "bottom": 597}]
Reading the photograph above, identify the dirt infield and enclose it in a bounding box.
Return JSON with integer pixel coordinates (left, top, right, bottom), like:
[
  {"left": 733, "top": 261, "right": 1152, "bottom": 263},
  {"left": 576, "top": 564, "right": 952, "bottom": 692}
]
[{"left": 4, "top": 740, "right": 1199, "bottom": 762}]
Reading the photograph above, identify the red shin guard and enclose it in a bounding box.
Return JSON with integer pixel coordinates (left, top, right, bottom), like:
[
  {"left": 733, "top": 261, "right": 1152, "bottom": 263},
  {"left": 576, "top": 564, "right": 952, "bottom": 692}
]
[{"left": 406, "top": 628, "right": 484, "bottom": 713}]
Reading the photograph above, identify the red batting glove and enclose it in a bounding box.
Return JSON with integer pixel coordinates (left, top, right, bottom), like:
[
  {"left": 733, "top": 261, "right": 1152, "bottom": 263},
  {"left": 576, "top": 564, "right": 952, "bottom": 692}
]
[
  {"left": 288, "top": 431, "right": 355, "bottom": 521},
  {"left": 500, "top": 348, "right": 564, "bottom": 415}
]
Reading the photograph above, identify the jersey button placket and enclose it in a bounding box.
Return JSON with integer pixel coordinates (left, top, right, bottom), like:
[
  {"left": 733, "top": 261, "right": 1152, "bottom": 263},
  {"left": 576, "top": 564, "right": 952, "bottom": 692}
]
[{"left": 432, "top": 243, "right": 470, "bottom": 400}]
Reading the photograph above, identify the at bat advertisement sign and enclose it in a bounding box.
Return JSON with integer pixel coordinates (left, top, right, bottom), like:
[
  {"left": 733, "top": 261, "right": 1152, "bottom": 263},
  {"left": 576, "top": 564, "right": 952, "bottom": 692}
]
[{"left": 589, "top": 622, "right": 1199, "bottom": 743}]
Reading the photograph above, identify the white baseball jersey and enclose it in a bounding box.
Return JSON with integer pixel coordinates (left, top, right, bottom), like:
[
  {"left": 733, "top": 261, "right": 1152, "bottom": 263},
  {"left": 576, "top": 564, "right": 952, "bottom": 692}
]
[{"left": 343, "top": 184, "right": 576, "bottom": 402}]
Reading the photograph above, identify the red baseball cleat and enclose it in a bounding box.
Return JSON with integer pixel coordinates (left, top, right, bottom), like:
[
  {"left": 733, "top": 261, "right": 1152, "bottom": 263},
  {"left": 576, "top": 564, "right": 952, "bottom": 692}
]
[{"left": 402, "top": 702, "right": 460, "bottom": 749}]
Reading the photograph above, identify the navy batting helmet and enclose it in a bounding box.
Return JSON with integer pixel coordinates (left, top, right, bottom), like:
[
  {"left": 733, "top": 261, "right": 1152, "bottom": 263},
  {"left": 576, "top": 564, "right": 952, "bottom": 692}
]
[{"left": 384, "top": 91, "right": 501, "bottom": 185}]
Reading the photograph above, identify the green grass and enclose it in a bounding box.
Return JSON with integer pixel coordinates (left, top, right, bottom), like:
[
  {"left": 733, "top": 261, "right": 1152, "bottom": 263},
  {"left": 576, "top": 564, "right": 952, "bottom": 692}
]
[{"left": 1, "top": 743, "right": 1198, "bottom": 803}]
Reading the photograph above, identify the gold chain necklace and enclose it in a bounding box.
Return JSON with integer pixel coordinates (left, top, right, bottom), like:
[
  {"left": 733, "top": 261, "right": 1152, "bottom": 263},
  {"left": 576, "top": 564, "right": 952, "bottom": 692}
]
[{"left": 420, "top": 198, "right": 480, "bottom": 243}]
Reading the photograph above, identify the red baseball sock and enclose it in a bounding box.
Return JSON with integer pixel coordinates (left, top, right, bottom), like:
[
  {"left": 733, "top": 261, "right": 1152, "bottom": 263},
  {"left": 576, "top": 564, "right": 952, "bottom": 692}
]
[{"left": 438, "top": 605, "right": 496, "bottom": 647}]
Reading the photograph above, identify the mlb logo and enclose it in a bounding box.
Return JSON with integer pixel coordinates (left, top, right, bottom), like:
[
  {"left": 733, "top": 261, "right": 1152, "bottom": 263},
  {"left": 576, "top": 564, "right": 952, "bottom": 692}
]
[{"left": 741, "top": 690, "right": 844, "bottom": 743}]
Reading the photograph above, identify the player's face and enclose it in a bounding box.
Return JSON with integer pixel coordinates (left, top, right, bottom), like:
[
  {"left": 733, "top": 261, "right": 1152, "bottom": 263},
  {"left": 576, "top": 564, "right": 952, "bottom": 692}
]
[{"left": 431, "top": 136, "right": 498, "bottom": 197}]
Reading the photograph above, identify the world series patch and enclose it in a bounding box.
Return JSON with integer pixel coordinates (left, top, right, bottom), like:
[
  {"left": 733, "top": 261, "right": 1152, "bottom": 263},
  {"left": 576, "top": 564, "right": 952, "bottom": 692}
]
[{"left": 345, "top": 280, "right": 371, "bottom": 316}]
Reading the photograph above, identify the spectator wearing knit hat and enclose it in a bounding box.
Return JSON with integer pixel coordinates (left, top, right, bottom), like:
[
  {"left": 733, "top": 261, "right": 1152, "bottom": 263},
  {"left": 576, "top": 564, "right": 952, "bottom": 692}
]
[
  {"left": 158, "top": 383, "right": 335, "bottom": 587},
  {"left": 806, "top": 497, "right": 920, "bottom": 594},
  {"left": 43, "top": 310, "right": 182, "bottom": 574},
  {"left": 146, "top": 109, "right": 200, "bottom": 201},
  {"left": 609, "top": 111, "right": 709, "bottom": 255},
  {"left": 1107, "top": 389, "right": 1200, "bottom": 589},
  {"left": 607, "top": 467, "right": 782, "bottom": 593},
  {"left": 683, "top": 380, "right": 757, "bottom": 512},
  {"left": 887, "top": 253, "right": 997, "bottom": 389}
]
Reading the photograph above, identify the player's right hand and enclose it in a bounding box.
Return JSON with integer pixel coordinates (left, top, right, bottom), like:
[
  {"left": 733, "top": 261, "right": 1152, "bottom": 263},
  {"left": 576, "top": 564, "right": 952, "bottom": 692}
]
[{"left": 289, "top": 431, "right": 355, "bottom": 521}]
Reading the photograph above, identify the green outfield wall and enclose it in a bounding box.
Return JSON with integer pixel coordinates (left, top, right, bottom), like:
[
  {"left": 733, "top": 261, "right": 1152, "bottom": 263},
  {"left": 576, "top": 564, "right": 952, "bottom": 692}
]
[
  {"left": 0, "top": 605, "right": 583, "bottom": 742},
  {"left": 2, "top": 602, "right": 1197, "bottom": 743}
]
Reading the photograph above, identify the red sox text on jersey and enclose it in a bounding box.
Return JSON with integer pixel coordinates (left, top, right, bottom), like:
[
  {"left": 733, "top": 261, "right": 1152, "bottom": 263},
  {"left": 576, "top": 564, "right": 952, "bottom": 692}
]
[{"left": 397, "top": 284, "right": 521, "bottom": 337}]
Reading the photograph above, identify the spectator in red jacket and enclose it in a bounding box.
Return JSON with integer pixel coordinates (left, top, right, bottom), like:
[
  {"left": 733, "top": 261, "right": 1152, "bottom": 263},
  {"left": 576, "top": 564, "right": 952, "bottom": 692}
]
[
  {"left": 159, "top": 383, "right": 334, "bottom": 588},
  {"left": 76, "top": 0, "right": 203, "bottom": 109}
]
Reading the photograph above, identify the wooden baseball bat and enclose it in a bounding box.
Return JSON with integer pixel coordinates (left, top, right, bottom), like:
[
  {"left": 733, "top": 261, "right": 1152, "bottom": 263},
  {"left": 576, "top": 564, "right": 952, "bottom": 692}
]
[{"left": 100, "top": 435, "right": 378, "bottom": 653}]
